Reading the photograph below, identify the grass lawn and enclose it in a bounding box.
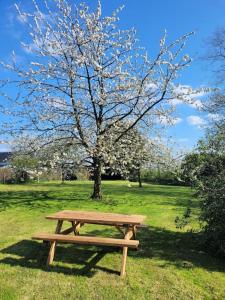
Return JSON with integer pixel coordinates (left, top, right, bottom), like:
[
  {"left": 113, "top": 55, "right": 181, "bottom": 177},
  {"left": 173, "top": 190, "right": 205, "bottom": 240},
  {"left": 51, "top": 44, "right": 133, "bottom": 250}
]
[{"left": 0, "top": 181, "right": 225, "bottom": 300}]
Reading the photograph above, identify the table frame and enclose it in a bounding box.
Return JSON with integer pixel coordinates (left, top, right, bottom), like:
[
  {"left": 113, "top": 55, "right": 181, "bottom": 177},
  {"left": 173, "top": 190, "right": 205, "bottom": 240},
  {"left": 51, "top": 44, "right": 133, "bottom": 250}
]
[{"left": 46, "top": 211, "right": 144, "bottom": 276}]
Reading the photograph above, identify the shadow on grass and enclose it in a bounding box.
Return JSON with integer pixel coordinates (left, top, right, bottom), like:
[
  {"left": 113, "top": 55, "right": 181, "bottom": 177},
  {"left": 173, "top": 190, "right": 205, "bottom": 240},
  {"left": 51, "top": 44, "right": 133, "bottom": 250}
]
[
  {"left": 105, "top": 185, "right": 191, "bottom": 198},
  {"left": 0, "top": 240, "right": 119, "bottom": 277},
  {"left": 0, "top": 182, "right": 196, "bottom": 212},
  {"left": 1, "top": 226, "right": 225, "bottom": 277},
  {"left": 103, "top": 185, "right": 198, "bottom": 208},
  {"left": 0, "top": 188, "right": 92, "bottom": 212},
  {"left": 133, "top": 226, "right": 225, "bottom": 273}
]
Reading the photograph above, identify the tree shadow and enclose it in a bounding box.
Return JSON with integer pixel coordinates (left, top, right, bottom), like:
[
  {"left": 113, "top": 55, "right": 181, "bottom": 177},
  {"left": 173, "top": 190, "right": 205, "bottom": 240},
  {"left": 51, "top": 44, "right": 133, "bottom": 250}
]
[
  {"left": 103, "top": 184, "right": 198, "bottom": 209},
  {"left": 0, "top": 189, "right": 91, "bottom": 212},
  {"left": 0, "top": 182, "right": 196, "bottom": 212},
  {"left": 0, "top": 240, "right": 119, "bottom": 277},
  {"left": 1, "top": 226, "right": 225, "bottom": 278},
  {"left": 0, "top": 191, "right": 54, "bottom": 211},
  {"left": 132, "top": 226, "right": 225, "bottom": 273}
]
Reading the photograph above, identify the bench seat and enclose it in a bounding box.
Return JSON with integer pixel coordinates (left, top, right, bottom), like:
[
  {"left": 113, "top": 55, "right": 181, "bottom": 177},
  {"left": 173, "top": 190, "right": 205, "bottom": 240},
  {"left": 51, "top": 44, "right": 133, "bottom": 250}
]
[
  {"left": 32, "top": 233, "right": 139, "bottom": 248},
  {"left": 32, "top": 229, "right": 139, "bottom": 276}
]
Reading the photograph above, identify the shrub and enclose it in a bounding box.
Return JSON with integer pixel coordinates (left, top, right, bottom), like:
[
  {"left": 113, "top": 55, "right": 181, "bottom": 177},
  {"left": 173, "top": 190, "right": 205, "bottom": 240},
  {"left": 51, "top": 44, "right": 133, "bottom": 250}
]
[
  {"left": 182, "top": 128, "right": 225, "bottom": 257},
  {"left": 196, "top": 154, "right": 225, "bottom": 257},
  {"left": 13, "top": 169, "right": 30, "bottom": 183},
  {"left": 141, "top": 168, "right": 183, "bottom": 185}
]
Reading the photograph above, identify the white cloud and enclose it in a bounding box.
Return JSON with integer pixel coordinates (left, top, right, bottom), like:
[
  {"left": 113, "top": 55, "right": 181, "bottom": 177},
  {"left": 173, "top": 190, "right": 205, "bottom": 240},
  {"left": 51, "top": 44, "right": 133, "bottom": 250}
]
[
  {"left": 170, "top": 85, "right": 209, "bottom": 110},
  {"left": 169, "top": 97, "right": 204, "bottom": 109},
  {"left": 169, "top": 98, "right": 183, "bottom": 106},
  {"left": 187, "top": 115, "right": 206, "bottom": 127},
  {"left": 171, "top": 117, "right": 182, "bottom": 125}
]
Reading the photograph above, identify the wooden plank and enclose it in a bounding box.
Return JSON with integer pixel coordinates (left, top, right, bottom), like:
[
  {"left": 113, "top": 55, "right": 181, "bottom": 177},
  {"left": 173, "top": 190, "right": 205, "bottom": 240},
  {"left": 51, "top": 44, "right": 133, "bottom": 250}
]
[
  {"left": 55, "top": 220, "right": 63, "bottom": 233},
  {"left": 47, "top": 220, "right": 63, "bottom": 265},
  {"left": 60, "top": 221, "right": 85, "bottom": 236},
  {"left": 121, "top": 247, "right": 128, "bottom": 277},
  {"left": 72, "top": 221, "right": 81, "bottom": 235},
  {"left": 120, "top": 227, "right": 134, "bottom": 277},
  {"left": 47, "top": 242, "right": 56, "bottom": 265},
  {"left": 60, "top": 226, "right": 74, "bottom": 235},
  {"left": 32, "top": 233, "right": 139, "bottom": 248},
  {"left": 124, "top": 228, "right": 134, "bottom": 240},
  {"left": 133, "top": 225, "right": 137, "bottom": 239},
  {"left": 136, "top": 224, "right": 149, "bottom": 228},
  {"left": 46, "top": 210, "right": 146, "bottom": 226},
  {"left": 115, "top": 225, "right": 125, "bottom": 237}
]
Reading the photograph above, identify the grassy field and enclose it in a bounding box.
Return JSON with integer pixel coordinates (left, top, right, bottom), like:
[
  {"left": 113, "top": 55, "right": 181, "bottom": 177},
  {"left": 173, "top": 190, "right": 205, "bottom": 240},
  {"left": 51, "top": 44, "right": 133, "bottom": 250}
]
[{"left": 0, "top": 181, "right": 225, "bottom": 300}]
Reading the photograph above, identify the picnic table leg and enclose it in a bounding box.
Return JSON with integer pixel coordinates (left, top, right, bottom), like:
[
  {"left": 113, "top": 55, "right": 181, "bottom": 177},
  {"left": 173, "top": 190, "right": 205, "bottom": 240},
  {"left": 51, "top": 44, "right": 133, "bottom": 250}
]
[
  {"left": 115, "top": 225, "right": 125, "bottom": 237},
  {"left": 120, "top": 226, "right": 134, "bottom": 277},
  {"left": 47, "top": 220, "right": 63, "bottom": 266},
  {"left": 133, "top": 225, "right": 137, "bottom": 240},
  {"left": 71, "top": 221, "right": 82, "bottom": 235}
]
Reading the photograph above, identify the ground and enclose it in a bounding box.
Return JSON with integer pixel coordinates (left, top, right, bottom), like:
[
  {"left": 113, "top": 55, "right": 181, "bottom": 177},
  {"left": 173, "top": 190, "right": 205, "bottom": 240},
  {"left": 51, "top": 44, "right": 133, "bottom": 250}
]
[{"left": 0, "top": 181, "right": 225, "bottom": 300}]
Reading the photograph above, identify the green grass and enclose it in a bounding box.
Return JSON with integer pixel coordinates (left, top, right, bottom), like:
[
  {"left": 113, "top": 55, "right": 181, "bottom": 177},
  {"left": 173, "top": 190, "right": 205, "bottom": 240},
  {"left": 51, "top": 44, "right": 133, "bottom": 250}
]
[{"left": 0, "top": 181, "right": 225, "bottom": 300}]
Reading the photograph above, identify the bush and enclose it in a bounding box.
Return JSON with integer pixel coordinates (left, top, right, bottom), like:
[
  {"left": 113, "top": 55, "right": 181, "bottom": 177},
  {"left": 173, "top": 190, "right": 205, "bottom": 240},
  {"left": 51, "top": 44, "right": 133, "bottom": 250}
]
[
  {"left": 0, "top": 168, "right": 31, "bottom": 184},
  {"left": 141, "top": 169, "right": 183, "bottom": 185},
  {"left": 196, "top": 154, "right": 225, "bottom": 257},
  {"left": 13, "top": 170, "right": 30, "bottom": 183},
  {"left": 180, "top": 153, "right": 205, "bottom": 186},
  {"left": 182, "top": 127, "right": 225, "bottom": 257}
]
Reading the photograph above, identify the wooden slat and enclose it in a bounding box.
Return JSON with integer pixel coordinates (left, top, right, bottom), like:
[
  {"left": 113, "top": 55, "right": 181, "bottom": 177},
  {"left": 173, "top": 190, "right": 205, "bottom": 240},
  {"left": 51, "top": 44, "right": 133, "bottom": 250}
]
[
  {"left": 136, "top": 224, "right": 149, "bottom": 228},
  {"left": 47, "top": 220, "right": 63, "bottom": 265},
  {"left": 121, "top": 227, "right": 134, "bottom": 277},
  {"left": 115, "top": 225, "right": 125, "bottom": 237},
  {"left": 73, "top": 222, "right": 81, "bottom": 235},
  {"left": 46, "top": 210, "right": 146, "bottom": 226},
  {"left": 60, "top": 226, "right": 74, "bottom": 235},
  {"left": 32, "top": 233, "right": 139, "bottom": 248}
]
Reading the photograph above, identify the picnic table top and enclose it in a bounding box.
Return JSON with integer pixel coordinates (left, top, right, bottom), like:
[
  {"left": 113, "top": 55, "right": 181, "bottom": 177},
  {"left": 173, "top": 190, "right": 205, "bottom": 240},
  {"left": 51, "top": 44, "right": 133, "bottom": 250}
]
[{"left": 46, "top": 210, "right": 146, "bottom": 226}]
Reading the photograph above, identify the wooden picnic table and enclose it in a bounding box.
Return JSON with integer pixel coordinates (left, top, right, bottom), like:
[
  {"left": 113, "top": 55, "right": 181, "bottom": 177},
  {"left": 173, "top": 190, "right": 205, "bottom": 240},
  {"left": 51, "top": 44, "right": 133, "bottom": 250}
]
[{"left": 33, "top": 210, "right": 146, "bottom": 277}]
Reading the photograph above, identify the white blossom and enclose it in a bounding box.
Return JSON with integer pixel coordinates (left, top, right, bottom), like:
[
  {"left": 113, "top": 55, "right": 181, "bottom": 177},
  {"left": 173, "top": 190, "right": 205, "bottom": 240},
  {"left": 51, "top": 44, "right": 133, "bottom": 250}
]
[{"left": 0, "top": 0, "right": 199, "bottom": 197}]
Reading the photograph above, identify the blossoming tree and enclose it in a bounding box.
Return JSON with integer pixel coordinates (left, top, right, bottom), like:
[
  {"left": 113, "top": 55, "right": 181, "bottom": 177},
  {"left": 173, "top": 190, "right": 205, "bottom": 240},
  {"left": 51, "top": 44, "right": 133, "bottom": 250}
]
[{"left": 1, "top": 0, "right": 198, "bottom": 198}]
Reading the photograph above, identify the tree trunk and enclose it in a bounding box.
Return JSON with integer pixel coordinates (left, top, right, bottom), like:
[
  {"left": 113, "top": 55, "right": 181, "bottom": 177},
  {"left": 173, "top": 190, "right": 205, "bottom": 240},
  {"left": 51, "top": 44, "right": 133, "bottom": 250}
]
[
  {"left": 138, "top": 168, "right": 142, "bottom": 188},
  {"left": 61, "top": 166, "right": 65, "bottom": 184},
  {"left": 91, "top": 158, "right": 102, "bottom": 199}
]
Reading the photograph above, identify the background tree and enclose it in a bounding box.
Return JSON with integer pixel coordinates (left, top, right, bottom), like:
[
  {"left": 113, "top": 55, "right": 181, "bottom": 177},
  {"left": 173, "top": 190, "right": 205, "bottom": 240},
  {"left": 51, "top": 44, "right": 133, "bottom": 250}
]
[
  {"left": 0, "top": 0, "right": 199, "bottom": 198},
  {"left": 10, "top": 135, "right": 85, "bottom": 183},
  {"left": 37, "top": 140, "right": 84, "bottom": 183},
  {"left": 181, "top": 152, "right": 205, "bottom": 186},
  {"left": 141, "top": 137, "right": 185, "bottom": 185},
  {"left": 10, "top": 155, "right": 38, "bottom": 183},
  {"left": 101, "top": 123, "right": 148, "bottom": 187}
]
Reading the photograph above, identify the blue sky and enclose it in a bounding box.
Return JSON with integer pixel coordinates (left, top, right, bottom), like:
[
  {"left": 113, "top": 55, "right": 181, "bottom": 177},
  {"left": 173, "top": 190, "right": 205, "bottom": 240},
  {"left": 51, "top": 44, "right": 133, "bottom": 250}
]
[{"left": 0, "top": 0, "right": 225, "bottom": 152}]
